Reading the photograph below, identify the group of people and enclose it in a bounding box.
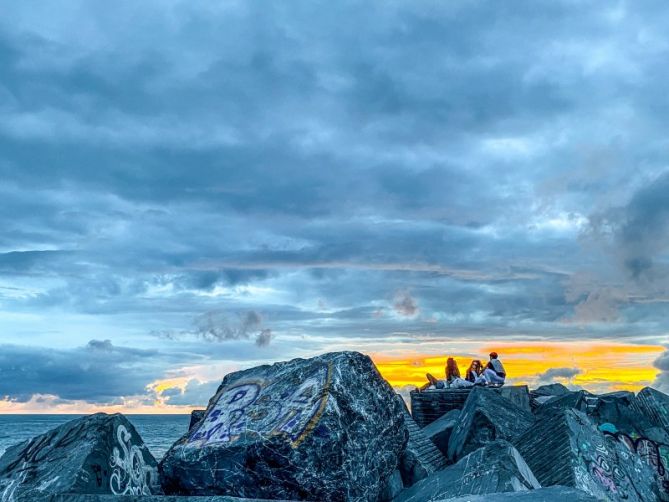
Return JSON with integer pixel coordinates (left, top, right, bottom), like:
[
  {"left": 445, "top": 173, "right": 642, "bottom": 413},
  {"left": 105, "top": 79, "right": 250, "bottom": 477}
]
[{"left": 419, "top": 352, "right": 506, "bottom": 391}]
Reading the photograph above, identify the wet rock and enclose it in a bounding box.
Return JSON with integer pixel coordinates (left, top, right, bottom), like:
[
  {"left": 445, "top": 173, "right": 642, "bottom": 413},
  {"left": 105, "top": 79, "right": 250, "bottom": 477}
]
[
  {"left": 515, "top": 408, "right": 657, "bottom": 501},
  {"left": 0, "top": 413, "right": 159, "bottom": 501},
  {"left": 422, "top": 409, "right": 460, "bottom": 457},
  {"left": 440, "top": 485, "right": 599, "bottom": 501},
  {"left": 188, "top": 410, "right": 206, "bottom": 431},
  {"left": 160, "top": 351, "right": 407, "bottom": 501},
  {"left": 395, "top": 440, "right": 540, "bottom": 501},
  {"left": 447, "top": 387, "right": 534, "bottom": 461},
  {"left": 397, "top": 397, "right": 447, "bottom": 487},
  {"left": 633, "top": 387, "right": 669, "bottom": 429}
]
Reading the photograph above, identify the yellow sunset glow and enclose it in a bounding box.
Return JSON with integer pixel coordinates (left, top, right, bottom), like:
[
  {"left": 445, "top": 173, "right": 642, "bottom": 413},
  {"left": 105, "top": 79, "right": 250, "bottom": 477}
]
[{"left": 372, "top": 341, "right": 664, "bottom": 393}]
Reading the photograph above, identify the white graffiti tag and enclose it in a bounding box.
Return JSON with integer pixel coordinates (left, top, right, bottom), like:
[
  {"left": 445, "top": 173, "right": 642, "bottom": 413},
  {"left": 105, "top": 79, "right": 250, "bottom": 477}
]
[{"left": 109, "top": 425, "right": 153, "bottom": 495}]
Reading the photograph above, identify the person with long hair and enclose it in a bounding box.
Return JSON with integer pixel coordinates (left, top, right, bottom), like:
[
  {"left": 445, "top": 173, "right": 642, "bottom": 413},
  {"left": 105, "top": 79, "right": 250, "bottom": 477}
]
[
  {"left": 421, "top": 357, "right": 472, "bottom": 390},
  {"left": 465, "top": 359, "right": 484, "bottom": 383}
]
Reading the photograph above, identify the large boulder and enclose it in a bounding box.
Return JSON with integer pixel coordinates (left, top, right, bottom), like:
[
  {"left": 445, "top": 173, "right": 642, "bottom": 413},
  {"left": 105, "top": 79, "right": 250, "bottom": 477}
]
[
  {"left": 447, "top": 387, "right": 534, "bottom": 461},
  {"left": 422, "top": 409, "right": 460, "bottom": 457},
  {"left": 515, "top": 408, "right": 657, "bottom": 501},
  {"left": 395, "top": 440, "right": 540, "bottom": 501},
  {"left": 0, "top": 413, "right": 158, "bottom": 500},
  {"left": 159, "top": 351, "right": 407, "bottom": 501},
  {"left": 397, "top": 397, "right": 447, "bottom": 487}
]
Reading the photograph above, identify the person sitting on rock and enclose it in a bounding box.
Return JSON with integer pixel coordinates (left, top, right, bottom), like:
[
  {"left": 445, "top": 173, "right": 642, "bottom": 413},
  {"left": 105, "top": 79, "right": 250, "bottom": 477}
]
[
  {"left": 420, "top": 357, "right": 461, "bottom": 390},
  {"left": 483, "top": 351, "right": 506, "bottom": 386},
  {"left": 465, "top": 360, "right": 485, "bottom": 385}
]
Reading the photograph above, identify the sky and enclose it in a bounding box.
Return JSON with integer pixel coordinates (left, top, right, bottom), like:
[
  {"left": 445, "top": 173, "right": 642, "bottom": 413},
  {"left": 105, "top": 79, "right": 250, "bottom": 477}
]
[{"left": 1, "top": 0, "right": 669, "bottom": 413}]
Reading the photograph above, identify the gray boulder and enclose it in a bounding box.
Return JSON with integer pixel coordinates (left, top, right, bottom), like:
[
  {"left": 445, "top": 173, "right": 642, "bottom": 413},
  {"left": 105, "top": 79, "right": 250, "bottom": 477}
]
[
  {"left": 437, "top": 485, "right": 598, "bottom": 501},
  {"left": 395, "top": 440, "right": 540, "bottom": 502},
  {"left": 160, "top": 351, "right": 407, "bottom": 501},
  {"left": 447, "top": 387, "right": 534, "bottom": 461},
  {"left": 531, "top": 383, "right": 570, "bottom": 397},
  {"left": 633, "top": 387, "right": 669, "bottom": 429},
  {"left": 397, "top": 397, "right": 447, "bottom": 487},
  {"left": 422, "top": 410, "right": 460, "bottom": 457},
  {"left": 515, "top": 408, "right": 657, "bottom": 501},
  {"left": 0, "top": 413, "right": 159, "bottom": 500},
  {"left": 499, "top": 385, "right": 531, "bottom": 412}
]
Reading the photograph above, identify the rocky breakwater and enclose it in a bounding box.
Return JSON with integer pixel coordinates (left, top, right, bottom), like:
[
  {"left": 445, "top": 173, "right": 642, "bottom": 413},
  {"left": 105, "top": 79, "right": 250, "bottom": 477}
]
[
  {"left": 159, "top": 351, "right": 408, "bottom": 501},
  {"left": 0, "top": 413, "right": 159, "bottom": 500},
  {"left": 5, "top": 351, "right": 669, "bottom": 502}
]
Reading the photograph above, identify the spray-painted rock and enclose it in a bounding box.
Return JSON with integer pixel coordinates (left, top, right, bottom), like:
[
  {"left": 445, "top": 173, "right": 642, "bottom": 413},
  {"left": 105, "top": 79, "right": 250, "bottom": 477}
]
[
  {"left": 395, "top": 439, "right": 540, "bottom": 501},
  {"left": 159, "top": 351, "right": 407, "bottom": 501},
  {"left": 447, "top": 387, "right": 534, "bottom": 461},
  {"left": 0, "top": 413, "right": 159, "bottom": 501},
  {"left": 515, "top": 408, "right": 657, "bottom": 501}
]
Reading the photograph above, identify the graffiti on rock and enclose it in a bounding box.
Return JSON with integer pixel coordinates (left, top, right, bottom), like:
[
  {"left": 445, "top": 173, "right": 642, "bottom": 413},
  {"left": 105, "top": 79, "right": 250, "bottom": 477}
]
[
  {"left": 109, "top": 425, "right": 153, "bottom": 495},
  {"left": 599, "top": 423, "right": 669, "bottom": 499},
  {"left": 189, "top": 362, "right": 332, "bottom": 448}
]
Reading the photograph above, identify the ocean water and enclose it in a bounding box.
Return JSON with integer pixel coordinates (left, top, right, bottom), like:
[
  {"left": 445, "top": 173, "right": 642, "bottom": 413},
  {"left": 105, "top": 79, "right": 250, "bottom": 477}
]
[{"left": 0, "top": 414, "right": 192, "bottom": 461}]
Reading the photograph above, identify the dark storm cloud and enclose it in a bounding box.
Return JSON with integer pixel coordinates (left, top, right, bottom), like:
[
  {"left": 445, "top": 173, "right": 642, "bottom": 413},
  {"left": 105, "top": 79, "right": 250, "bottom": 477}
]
[
  {"left": 1, "top": 0, "right": 669, "bottom": 405},
  {"left": 0, "top": 340, "right": 169, "bottom": 403}
]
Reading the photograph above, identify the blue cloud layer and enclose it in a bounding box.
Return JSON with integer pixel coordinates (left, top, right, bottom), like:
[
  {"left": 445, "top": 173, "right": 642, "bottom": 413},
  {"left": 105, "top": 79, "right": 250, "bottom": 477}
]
[{"left": 1, "top": 0, "right": 669, "bottom": 405}]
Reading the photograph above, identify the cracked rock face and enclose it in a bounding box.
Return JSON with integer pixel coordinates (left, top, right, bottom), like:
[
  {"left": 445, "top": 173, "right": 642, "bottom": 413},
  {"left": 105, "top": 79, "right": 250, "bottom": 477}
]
[
  {"left": 159, "top": 351, "right": 407, "bottom": 501},
  {"left": 515, "top": 408, "right": 657, "bottom": 502},
  {"left": 0, "top": 413, "right": 159, "bottom": 501},
  {"left": 395, "top": 439, "right": 540, "bottom": 502},
  {"left": 447, "top": 387, "right": 534, "bottom": 461}
]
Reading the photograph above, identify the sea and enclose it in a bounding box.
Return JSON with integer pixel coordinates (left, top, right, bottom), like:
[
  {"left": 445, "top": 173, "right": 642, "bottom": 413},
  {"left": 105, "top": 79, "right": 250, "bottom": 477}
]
[{"left": 0, "top": 414, "right": 192, "bottom": 461}]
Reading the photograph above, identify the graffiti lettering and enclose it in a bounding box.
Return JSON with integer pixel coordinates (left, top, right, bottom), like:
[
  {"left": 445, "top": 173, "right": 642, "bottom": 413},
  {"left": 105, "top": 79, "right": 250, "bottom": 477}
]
[
  {"left": 599, "top": 424, "right": 669, "bottom": 499},
  {"left": 109, "top": 425, "right": 154, "bottom": 496},
  {"left": 188, "top": 363, "right": 331, "bottom": 448}
]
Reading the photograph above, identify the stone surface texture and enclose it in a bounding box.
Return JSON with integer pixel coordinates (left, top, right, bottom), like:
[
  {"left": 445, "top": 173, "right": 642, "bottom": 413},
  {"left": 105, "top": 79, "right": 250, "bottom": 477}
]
[
  {"left": 395, "top": 440, "right": 540, "bottom": 502},
  {"left": 633, "top": 387, "right": 669, "bottom": 429},
  {"left": 437, "top": 485, "right": 599, "bottom": 501},
  {"left": 160, "top": 351, "right": 407, "bottom": 501},
  {"left": 397, "top": 397, "right": 447, "bottom": 487},
  {"left": 422, "top": 409, "right": 460, "bottom": 457},
  {"left": 0, "top": 413, "right": 159, "bottom": 501},
  {"left": 498, "top": 385, "right": 531, "bottom": 412},
  {"left": 515, "top": 408, "right": 657, "bottom": 502},
  {"left": 447, "top": 387, "right": 534, "bottom": 461},
  {"left": 188, "top": 410, "right": 206, "bottom": 431}
]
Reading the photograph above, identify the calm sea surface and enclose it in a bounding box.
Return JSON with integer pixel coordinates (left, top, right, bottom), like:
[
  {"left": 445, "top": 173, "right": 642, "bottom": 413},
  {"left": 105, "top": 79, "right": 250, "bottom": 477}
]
[{"left": 0, "top": 414, "right": 191, "bottom": 460}]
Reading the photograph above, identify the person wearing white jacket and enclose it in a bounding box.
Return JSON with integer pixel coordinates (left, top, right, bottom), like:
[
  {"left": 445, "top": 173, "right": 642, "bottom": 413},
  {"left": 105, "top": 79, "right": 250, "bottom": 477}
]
[{"left": 483, "top": 351, "right": 506, "bottom": 386}]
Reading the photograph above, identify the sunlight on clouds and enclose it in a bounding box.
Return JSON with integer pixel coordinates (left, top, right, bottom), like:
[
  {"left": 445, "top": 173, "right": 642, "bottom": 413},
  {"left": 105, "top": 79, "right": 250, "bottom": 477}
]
[{"left": 373, "top": 341, "right": 664, "bottom": 393}]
